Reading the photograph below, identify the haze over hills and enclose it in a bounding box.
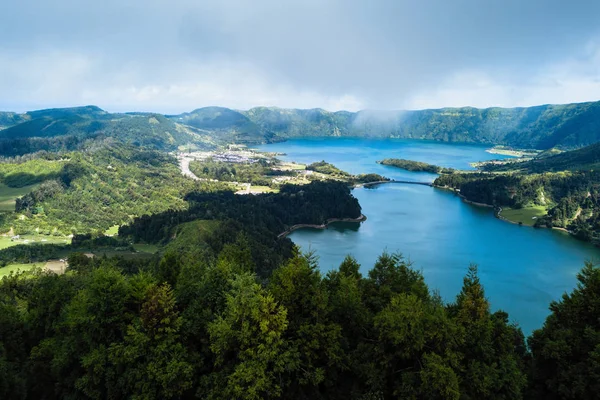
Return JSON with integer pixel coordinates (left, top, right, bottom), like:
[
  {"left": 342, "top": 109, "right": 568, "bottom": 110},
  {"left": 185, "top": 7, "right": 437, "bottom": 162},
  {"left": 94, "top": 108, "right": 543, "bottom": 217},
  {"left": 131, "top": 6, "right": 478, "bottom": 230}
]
[
  {"left": 2, "top": 100, "right": 600, "bottom": 155},
  {"left": 237, "top": 101, "right": 600, "bottom": 149},
  {"left": 0, "top": 107, "right": 217, "bottom": 157}
]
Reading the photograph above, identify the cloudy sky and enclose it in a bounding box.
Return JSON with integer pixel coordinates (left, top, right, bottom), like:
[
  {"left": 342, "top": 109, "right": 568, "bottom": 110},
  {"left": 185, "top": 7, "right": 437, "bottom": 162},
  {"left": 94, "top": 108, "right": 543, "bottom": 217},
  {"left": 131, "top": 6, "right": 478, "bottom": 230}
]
[{"left": 1, "top": 0, "right": 600, "bottom": 113}]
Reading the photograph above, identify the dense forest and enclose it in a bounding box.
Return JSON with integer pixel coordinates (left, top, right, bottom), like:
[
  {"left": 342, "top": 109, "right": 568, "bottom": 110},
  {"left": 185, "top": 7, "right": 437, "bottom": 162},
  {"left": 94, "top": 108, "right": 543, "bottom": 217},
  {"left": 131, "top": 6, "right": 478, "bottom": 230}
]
[{"left": 2, "top": 212, "right": 599, "bottom": 399}]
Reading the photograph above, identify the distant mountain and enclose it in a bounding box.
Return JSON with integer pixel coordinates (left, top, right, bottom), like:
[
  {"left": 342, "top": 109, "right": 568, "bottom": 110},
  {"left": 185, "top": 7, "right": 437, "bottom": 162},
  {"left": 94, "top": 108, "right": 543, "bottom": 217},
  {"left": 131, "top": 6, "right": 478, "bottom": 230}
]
[
  {"left": 0, "top": 107, "right": 215, "bottom": 156},
  {"left": 0, "top": 112, "right": 27, "bottom": 130},
  {"left": 240, "top": 101, "right": 600, "bottom": 149},
  {"left": 2, "top": 100, "right": 600, "bottom": 157},
  {"left": 168, "top": 107, "right": 276, "bottom": 144},
  {"left": 242, "top": 107, "right": 352, "bottom": 138}
]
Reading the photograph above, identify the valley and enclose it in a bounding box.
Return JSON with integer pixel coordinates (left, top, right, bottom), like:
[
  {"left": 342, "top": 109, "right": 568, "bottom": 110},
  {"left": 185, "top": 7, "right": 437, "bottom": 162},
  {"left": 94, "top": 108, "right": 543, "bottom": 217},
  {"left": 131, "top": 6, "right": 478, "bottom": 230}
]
[{"left": 1, "top": 104, "right": 600, "bottom": 399}]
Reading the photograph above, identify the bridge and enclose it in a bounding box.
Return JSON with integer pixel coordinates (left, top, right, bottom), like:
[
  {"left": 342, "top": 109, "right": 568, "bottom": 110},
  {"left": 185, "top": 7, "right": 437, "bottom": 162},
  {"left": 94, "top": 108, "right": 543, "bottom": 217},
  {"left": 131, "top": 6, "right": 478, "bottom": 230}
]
[{"left": 362, "top": 180, "right": 433, "bottom": 188}]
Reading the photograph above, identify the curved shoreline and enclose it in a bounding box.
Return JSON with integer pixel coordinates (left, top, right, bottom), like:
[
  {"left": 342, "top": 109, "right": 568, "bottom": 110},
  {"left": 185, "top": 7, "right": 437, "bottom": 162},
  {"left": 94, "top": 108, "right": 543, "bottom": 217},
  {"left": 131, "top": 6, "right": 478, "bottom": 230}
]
[
  {"left": 277, "top": 214, "right": 367, "bottom": 239},
  {"left": 433, "top": 185, "right": 494, "bottom": 208},
  {"left": 438, "top": 186, "right": 578, "bottom": 237}
]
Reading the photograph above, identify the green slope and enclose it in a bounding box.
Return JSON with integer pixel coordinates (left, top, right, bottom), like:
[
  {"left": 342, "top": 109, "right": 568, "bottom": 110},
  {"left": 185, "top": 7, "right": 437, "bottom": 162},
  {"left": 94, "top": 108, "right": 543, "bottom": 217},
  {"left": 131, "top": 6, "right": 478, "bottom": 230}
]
[
  {"left": 487, "top": 141, "right": 600, "bottom": 173},
  {"left": 241, "top": 101, "right": 600, "bottom": 149},
  {"left": 168, "top": 107, "right": 275, "bottom": 144},
  {"left": 0, "top": 107, "right": 215, "bottom": 156},
  {"left": 3, "top": 100, "right": 600, "bottom": 154}
]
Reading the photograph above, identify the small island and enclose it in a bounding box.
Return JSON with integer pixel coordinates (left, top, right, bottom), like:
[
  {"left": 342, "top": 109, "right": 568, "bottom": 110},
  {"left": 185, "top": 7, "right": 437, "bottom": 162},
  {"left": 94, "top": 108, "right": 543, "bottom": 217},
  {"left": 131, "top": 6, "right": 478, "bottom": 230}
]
[
  {"left": 307, "top": 161, "right": 390, "bottom": 184},
  {"left": 377, "top": 158, "right": 454, "bottom": 174}
]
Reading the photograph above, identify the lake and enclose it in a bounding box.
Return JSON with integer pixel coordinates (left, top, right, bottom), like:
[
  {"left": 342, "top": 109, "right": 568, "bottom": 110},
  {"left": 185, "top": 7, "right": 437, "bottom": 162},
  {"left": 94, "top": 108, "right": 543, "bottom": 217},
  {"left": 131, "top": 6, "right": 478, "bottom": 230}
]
[{"left": 257, "top": 138, "right": 600, "bottom": 334}]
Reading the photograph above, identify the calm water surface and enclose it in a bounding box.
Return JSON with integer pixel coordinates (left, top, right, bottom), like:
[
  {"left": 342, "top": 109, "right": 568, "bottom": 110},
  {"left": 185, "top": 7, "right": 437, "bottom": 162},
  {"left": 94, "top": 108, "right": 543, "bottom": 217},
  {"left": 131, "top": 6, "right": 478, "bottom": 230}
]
[{"left": 257, "top": 138, "right": 600, "bottom": 334}]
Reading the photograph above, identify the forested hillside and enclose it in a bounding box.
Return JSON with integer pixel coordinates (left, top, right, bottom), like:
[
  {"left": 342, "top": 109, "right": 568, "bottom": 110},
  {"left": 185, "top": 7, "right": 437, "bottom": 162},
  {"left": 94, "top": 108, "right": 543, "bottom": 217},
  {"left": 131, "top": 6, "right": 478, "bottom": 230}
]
[
  {"left": 3, "top": 101, "right": 600, "bottom": 154},
  {"left": 484, "top": 141, "right": 600, "bottom": 173},
  {"left": 2, "top": 195, "right": 599, "bottom": 399},
  {"left": 168, "top": 107, "right": 276, "bottom": 144},
  {"left": 435, "top": 141, "right": 600, "bottom": 241},
  {"left": 0, "top": 111, "right": 26, "bottom": 130},
  {"left": 0, "top": 145, "right": 229, "bottom": 236},
  {"left": 241, "top": 101, "right": 600, "bottom": 149},
  {"left": 0, "top": 107, "right": 215, "bottom": 156}
]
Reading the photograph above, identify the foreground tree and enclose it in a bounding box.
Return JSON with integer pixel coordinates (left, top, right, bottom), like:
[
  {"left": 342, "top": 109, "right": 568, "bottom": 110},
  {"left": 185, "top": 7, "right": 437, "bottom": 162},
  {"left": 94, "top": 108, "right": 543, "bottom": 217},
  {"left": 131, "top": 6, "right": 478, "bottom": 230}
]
[
  {"left": 450, "top": 265, "right": 527, "bottom": 399},
  {"left": 203, "top": 273, "right": 290, "bottom": 399},
  {"left": 529, "top": 262, "right": 600, "bottom": 399}
]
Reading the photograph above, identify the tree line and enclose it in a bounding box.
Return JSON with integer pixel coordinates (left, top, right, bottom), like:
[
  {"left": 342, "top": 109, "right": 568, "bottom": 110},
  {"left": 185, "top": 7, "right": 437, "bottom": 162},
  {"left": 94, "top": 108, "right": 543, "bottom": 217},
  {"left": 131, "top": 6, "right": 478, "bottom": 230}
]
[
  {"left": 1, "top": 245, "right": 598, "bottom": 399},
  {"left": 1, "top": 176, "right": 599, "bottom": 399},
  {"left": 434, "top": 171, "right": 600, "bottom": 243}
]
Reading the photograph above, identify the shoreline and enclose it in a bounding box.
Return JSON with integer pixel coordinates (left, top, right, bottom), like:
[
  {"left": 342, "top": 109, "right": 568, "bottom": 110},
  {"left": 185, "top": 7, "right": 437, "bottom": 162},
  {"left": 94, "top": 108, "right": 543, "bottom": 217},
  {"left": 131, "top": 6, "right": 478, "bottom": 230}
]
[
  {"left": 277, "top": 214, "right": 367, "bottom": 238},
  {"left": 496, "top": 207, "right": 523, "bottom": 226},
  {"left": 433, "top": 185, "right": 494, "bottom": 208},
  {"left": 439, "top": 186, "right": 578, "bottom": 236}
]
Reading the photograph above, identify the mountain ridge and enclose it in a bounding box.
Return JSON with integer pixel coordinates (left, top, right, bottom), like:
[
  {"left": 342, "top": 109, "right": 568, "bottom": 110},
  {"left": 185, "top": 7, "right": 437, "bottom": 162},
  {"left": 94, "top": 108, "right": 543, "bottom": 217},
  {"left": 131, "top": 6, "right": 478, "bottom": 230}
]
[{"left": 1, "top": 100, "right": 600, "bottom": 156}]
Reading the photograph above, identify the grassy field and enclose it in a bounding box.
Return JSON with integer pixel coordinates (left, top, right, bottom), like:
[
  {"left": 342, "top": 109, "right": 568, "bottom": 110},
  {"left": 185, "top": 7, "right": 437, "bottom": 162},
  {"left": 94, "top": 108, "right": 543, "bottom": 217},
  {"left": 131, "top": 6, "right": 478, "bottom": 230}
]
[
  {"left": 0, "top": 183, "right": 39, "bottom": 211},
  {"left": 249, "top": 185, "right": 278, "bottom": 194},
  {"left": 132, "top": 243, "right": 160, "bottom": 254},
  {"left": 500, "top": 206, "right": 547, "bottom": 226},
  {"left": 278, "top": 162, "right": 306, "bottom": 171},
  {"left": 0, "top": 263, "right": 43, "bottom": 278},
  {"left": 0, "top": 235, "right": 71, "bottom": 250},
  {"left": 105, "top": 225, "right": 120, "bottom": 236}
]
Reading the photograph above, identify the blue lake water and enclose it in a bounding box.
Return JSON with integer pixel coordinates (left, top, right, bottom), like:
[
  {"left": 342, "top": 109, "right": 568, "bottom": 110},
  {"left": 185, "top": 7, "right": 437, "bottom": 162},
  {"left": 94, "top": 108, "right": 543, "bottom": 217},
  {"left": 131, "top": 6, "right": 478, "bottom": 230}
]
[{"left": 257, "top": 138, "right": 600, "bottom": 335}]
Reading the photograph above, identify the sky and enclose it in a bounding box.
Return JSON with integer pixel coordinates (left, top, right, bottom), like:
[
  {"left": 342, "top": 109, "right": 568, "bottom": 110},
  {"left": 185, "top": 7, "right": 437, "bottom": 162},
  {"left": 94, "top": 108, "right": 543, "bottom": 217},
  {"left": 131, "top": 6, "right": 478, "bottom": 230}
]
[{"left": 1, "top": 0, "right": 600, "bottom": 113}]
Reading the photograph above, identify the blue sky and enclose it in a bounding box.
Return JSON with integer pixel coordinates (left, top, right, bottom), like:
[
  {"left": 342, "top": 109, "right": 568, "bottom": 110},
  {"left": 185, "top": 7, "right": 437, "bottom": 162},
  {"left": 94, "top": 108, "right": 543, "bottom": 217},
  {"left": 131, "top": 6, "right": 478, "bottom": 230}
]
[{"left": 1, "top": 0, "right": 600, "bottom": 112}]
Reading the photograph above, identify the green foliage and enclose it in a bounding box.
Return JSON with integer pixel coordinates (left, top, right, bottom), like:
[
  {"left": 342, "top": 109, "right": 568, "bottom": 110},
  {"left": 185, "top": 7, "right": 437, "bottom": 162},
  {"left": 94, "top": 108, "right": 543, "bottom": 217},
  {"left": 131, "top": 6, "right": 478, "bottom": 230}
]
[
  {"left": 241, "top": 101, "right": 600, "bottom": 149},
  {"left": 0, "top": 106, "right": 215, "bottom": 157},
  {"left": 529, "top": 262, "right": 600, "bottom": 399},
  {"left": 487, "top": 140, "right": 600, "bottom": 173},
  {"left": 434, "top": 170, "right": 600, "bottom": 243},
  {"left": 189, "top": 158, "right": 276, "bottom": 186},
  {"left": 169, "top": 107, "right": 271, "bottom": 144},
  {"left": 1, "top": 234, "right": 597, "bottom": 399},
  {"left": 204, "top": 273, "right": 290, "bottom": 399},
  {"left": 0, "top": 150, "right": 595, "bottom": 399},
  {"left": 108, "top": 283, "right": 193, "bottom": 399},
  {"left": 3, "top": 145, "right": 229, "bottom": 235},
  {"left": 120, "top": 181, "right": 361, "bottom": 277},
  {"left": 378, "top": 158, "right": 454, "bottom": 174},
  {"left": 307, "top": 160, "right": 352, "bottom": 177},
  {"left": 0, "top": 158, "right": 64, "bottom": 187}
]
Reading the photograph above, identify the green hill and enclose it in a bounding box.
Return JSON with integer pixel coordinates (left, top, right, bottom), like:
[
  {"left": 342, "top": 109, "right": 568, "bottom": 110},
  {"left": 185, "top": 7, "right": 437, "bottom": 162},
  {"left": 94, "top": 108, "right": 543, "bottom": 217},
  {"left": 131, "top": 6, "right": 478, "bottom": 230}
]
[
  {"left": 240, "top": 101, "right": 600, "bottom": 149},
  {"left": 168, "top": 107, "right": 275, "bottom": 144},
  {"left": 0, "top": 112, "right": 27, "bottom": 130},
  {"left": 486, "top": 142, "right": 600, "bottom": 173},
  {"left": 0, "top": 107, "right": 215, "bottom": 156},
  {"left": 242, "top": 107, "right": 352, "bottom": 138},
  {"left": 3, "top": 100, "right": 600, "bottom": 156}
]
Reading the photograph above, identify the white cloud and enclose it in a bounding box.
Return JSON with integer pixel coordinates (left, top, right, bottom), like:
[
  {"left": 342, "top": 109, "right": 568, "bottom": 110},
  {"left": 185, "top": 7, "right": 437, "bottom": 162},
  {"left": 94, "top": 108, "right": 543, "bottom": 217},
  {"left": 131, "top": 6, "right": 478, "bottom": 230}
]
[
  {"left": 1, "top": 1, "right": 600, "bottom": 112},
  {"left": 405, "top": 40, "right": 600, "bottom": 110}
]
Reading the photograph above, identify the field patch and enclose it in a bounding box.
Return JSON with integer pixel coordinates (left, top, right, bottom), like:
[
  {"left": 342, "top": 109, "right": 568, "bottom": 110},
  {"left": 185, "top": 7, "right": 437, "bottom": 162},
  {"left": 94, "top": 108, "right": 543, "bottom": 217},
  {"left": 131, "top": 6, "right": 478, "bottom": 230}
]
[
  {"left": 0, "top": 263, "right": 43, "bottom": 278},
  {"left": 0, "top": 183, "right": 39, "bottom": 211},
  {"left": 500, "top": 206, "right": 547, "bottom": 226}
]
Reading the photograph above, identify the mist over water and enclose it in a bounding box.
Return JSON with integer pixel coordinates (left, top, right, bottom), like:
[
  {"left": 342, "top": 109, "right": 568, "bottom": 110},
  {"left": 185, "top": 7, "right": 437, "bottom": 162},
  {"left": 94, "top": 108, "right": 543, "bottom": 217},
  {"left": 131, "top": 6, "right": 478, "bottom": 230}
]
[{"left": 258, "top": 138, "right": 600, "bottom": 334}]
